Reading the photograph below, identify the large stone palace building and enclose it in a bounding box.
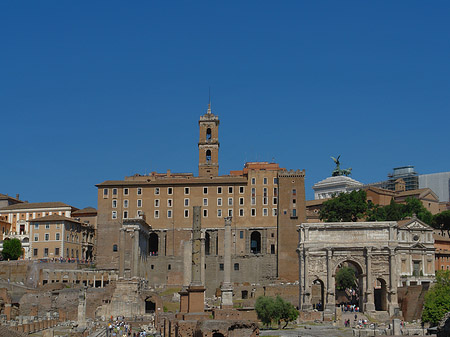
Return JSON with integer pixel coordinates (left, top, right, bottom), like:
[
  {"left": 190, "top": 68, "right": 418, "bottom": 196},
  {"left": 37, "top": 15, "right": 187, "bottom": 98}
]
[{"left": 95, "top": 104, "right": 306, "bottom": 294}]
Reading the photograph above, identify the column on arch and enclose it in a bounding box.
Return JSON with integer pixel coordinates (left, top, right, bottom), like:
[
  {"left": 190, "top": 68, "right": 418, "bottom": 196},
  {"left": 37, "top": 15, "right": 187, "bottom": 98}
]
[
  {"left": 363, "top": 246, "right": 375, "bottom": 312},
  {"left": 325, "top": 248, "right": 334, "bottom": 308}
]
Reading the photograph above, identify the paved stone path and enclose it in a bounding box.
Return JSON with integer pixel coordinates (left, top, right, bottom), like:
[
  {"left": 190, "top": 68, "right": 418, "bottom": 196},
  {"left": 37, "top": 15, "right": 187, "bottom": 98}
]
[{"left": 259, "top": 323, "right": 353, "bottom": 337}]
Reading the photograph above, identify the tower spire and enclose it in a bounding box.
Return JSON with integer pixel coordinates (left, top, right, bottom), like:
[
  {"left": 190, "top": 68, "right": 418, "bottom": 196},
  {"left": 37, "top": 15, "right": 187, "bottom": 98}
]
[{"left": 207, "top": 87, "right": 211, "bottom": 114}]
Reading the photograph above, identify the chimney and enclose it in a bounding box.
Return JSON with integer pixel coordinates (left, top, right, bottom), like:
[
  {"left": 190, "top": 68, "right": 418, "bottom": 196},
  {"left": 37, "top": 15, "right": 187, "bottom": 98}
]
[{"left": 16, "top": 194, "right": 20, "bottom": 200}]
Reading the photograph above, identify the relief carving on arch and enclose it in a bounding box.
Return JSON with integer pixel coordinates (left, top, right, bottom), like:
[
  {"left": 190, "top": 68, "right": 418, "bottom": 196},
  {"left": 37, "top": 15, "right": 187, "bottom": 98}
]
[{"left": 306, "top": 254, "right": 327, "bottom": 277}]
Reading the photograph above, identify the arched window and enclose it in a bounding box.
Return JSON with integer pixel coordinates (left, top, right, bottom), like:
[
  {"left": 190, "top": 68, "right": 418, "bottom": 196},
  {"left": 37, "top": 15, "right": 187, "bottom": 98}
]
[
  {"left": 206, "top": 150, "right": 211, "bottom": 162},
  {"left": 205, "top": 232, "right": 211, "bottom": 255},
  {"left": 206, "top": 128, "right": 212, "bottom": 140},
  {"left": 250, "top": 231, "right": 261, "bottom": 254},
  {"left": 149, "top": 233, "right": 159, "bottom": 256}
]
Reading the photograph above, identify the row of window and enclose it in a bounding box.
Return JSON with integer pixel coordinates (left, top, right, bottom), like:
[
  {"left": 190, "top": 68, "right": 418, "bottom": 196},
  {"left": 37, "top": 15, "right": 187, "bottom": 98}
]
[
  {"left": 34, "top": 223, "right": 60, "bottom": 229},
  {"left": 34, "top": 233, "right": 61, "bottom": 241},
  {"left": 33, "top": 233, "right": 81, "bottom": 242},
  {"left": 113, "top": 208, "right": 278, "bottom": 219},
  {"left": 33, "top": 247, "right": 78, "bottom": 258},
  {"left": 112, "top": 196, "right": 280, "bottom": 210},
  {"left": 251, "top": 177, "right": 278, "bottom": 185},
  {"left": 5, "top": 211, "right": 68, "bottom": 222},
  {"left": 103, "top": 183, "right": 284, "bottom": 198}
]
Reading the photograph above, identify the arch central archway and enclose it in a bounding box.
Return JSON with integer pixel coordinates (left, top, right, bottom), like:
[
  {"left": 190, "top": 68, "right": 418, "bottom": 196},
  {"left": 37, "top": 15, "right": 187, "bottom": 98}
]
[{"left": 334, "top": 260, "right": 363, "bottom": 311}]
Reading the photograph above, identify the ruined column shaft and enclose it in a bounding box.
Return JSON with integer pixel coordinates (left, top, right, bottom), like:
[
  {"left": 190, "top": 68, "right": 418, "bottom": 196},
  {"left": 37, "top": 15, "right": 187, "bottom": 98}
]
[
  {"left": 191, "top": 206, "right": 202, "bottom": 286},
  {"left": 187, "top": 206, "right": 206, "bottom": 314},
  {"left": 183, "top": 240, "right": 192, "bottom": 287},
  {"left": 119, "top": 229, "right": 125, "bottom": 278},
  {"left": 223, "top": 218, "right": 232, "bottom": 285},
  {"left": 221, "top": 217, "right": 233, "bottom": 308},
  {"left": 133, "top": 228, "right": 140, "bottom": 277}
]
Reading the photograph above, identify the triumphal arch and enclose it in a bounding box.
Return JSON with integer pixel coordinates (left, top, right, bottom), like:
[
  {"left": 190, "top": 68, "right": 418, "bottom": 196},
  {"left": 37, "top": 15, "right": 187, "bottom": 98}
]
[{"left": 298, "top": 222, "right": 401, "bottom": 318}]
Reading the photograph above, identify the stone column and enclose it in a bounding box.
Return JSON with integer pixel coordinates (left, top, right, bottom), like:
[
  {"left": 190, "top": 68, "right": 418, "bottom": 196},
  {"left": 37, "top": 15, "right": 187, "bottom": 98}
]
[
  {"left": 133, "top": 227, "right": 140, "bottom": 278},
  {"left": 364, "top": 247, "right": 375, "bottom": 312},
  {"left": 4, "top": 303, "right": 11, "bottom": 320},
  {"left": 178, "top": 240, "right": 191, "bottom": 314},
  {"left": 118, "top": 228, "right": 125, "bottom": 279},
  {"left": 191, "top": 207, "right": 202, "bottom": 287},
  {"left": 261, "top": 229, "right": 267, "bottom": 254},
  {"left": 303, "top": 249, "right": 312, "bottom": 310},
  {"left": 201, "top": 230, "right": 205, "bottom": 285},
  {"left": 221, "top": 217, "right": 233, "bottom": 308},
  {"left": 187, "top": 206, "right": 206, "bottom": 314},
  {"left": 388, "top": 247, "right": 399, "bottom": 316},
  {"left": 297, "top": 246, "right": 303, "bottom": 310},
  {"left": 77, "top": 287, "right": 87, "bottom": 329},
  {"left": 325, "top": 248, "right": 335, "bottom": 314}
]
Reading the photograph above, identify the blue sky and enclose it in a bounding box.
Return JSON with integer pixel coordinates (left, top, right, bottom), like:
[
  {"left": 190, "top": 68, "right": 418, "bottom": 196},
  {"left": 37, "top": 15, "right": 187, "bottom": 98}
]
[{"left": 1, "top": 1, "right": 449, "bottom": 208}]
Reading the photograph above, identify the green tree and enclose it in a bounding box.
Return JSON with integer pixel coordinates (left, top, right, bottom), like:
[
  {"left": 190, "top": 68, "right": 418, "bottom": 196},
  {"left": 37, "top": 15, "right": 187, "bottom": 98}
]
[
  {"left": 385, "top": 198, "right": 405, "bottom": 221},
  {"left": 255, "top": 296, "right": 298, "bottom": 329},
  {"left": 320, "top": 190, "right": 368, "bottom": 222},
  {"left": 255, "top": 296, "right": 275, "bottom": 328},
  {"left": 403, "top": 197, "right": 434, "bottom": 225},
  {"left": 366, "top": 197, "right": 433, "bottom": 225},
  {"left": 366, "top": 201, "right": 388, "bottom": 221},
  {"left": 1, "top": 238, "right": 22, "bottom": 260},
  {"left": 422, "top": 271, "right": 450, "bottom": 326},
  {"left": 335, "top": 266, "right": 356, "bottom": 290},
  {"left": 274, "top": 296, "right": 298, "bottom": 329},
  {"left": 433, "top": 210, "right": 450, "bottom": 235}
]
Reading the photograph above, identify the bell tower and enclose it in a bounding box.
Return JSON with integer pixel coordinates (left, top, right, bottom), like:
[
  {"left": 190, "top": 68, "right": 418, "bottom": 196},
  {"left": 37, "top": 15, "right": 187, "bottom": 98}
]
[{"left": 198, "top": 103, "right": 219, "bottom": 177}]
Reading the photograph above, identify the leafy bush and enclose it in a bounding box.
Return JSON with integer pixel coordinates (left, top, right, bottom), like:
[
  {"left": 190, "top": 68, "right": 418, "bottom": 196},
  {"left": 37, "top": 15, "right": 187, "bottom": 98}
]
[
  {"left": 422, "top": 271, "right": 450, "bottom": 325},
  {"left": 255, "top": 295, "right": 298, "bottom": 329},
  {"left": 1, "top": 238, "right": 22, "bottom": 260}
]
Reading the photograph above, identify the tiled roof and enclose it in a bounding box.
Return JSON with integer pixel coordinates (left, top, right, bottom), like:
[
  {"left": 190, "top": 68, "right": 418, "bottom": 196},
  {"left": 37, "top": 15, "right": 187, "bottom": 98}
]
[
  {"left": 72, "top": 207, "right": 97, "bottom": 215},
  {"left": 306, "top": 199, "right": 329, "bottom": 207},
  {"left": 0, "top": 193, "right": 23, "bottom": 202},
  {"left": 29, "top": 214, "right": 81, "bottom": 224},
  {"left": 96, "top": 176, "right": 248, "bottom": 187},
  {"left": 0, "top": 202, "right": 73, "bottom": 211},
  {"left": 434, "top": 231, "right": 450, "bottom": 242}
]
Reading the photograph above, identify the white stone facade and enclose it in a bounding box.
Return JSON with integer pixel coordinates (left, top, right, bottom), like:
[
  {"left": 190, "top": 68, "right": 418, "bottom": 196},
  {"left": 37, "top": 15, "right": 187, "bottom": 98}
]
[{"left": 312, "top": 176, "right": 364, "bottom": 200}]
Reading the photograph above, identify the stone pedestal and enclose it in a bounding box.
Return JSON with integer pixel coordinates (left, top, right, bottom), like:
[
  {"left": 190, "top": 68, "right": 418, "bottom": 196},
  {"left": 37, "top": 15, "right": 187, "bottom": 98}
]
[
  {"left": 392, "top": 318, "right": 401, "bottom": 335},
  {"left": 220, "top": 284, "right": 233, "bottom": 309},
  {"left": 187, "top": 285, "right": 206, "bottom": 313},
  {"left": 179, "top": 289, "right": 189, "bottom": 314},
  {"left": 323, "top": 303, "right": 335, "bottom": 320}
]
